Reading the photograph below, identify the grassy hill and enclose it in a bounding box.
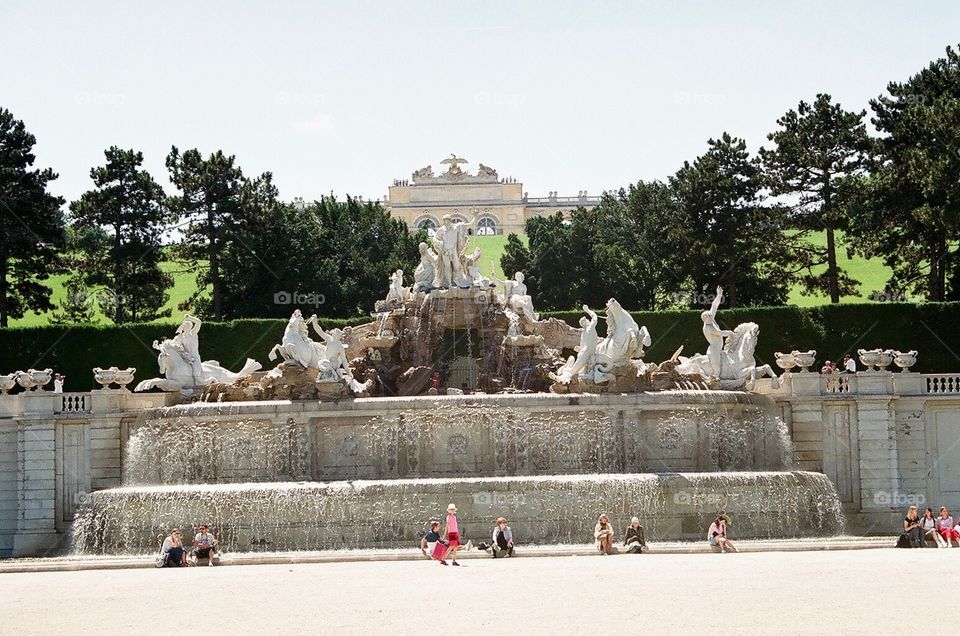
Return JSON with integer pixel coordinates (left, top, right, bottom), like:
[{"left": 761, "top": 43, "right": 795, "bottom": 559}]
[{"left": 6, "top": 231, "right": 896, "bottom": 327}]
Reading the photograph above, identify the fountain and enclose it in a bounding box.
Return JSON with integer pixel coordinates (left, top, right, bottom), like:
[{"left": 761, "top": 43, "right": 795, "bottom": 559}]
[{"left": 71, "top": 232, "right": 844, "bottom": 555}]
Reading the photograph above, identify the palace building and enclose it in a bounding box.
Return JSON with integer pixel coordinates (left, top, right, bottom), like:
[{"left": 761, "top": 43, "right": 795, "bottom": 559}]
[{"left": 384, "top": 155, "right": 600, "bottom": 235}]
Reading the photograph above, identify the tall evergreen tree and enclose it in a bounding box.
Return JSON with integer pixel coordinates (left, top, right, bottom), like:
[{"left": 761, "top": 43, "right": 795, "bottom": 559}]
[
  {"left": 69, "top": 147, "right": 172, "bottom": 323},
  {"left": 858, "top": 44, "right": 960, "bottom": 301},
  {"left": 669, "top": 133, "right": 795, "bottom": 308},
  {"left": 166, "top": 147, "right": 244, "bottom": 320},
  {"left": 761, "top": 94, "right": 871, "bottom": 303},
  {"left": 0, "top": 108, "right": 66, "bottom": 327}
]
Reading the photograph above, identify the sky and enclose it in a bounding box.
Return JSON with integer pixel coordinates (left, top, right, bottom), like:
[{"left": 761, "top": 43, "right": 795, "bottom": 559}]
[{"left": 2, "top": 1, "right": 958, "bottom": 207}]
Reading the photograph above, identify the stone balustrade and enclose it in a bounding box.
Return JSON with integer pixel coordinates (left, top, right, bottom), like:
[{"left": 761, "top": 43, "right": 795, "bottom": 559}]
[{"left": 754, "top": 371, "right": 956, "bottom": 398}]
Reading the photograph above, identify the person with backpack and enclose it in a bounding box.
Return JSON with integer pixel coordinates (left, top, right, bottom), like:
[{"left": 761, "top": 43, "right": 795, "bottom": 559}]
[{"left": 898, "top": 506, "right": 923, "bottom": 548}]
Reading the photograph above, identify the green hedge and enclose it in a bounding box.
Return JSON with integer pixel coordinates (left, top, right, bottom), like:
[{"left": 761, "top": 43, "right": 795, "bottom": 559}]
[{"left": 1, "top": 303, "right": 957, "bottom": 391}]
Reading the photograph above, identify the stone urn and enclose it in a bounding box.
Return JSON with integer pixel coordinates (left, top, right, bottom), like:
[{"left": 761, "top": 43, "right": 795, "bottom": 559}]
[
  {"left": 893, "top": 350, "right": 918, "bottom": 373},
  {"left": 858, "top": 348, "right": 882, "bottom": 371},
  {"left": 876, "top": 349, "right": 894, "bottom": 371},
  {"left": 0, "top": 373, "right": 17, "bottom": 395},
  {"left": 15, "top": 371, "right": 38, "bottom": 391},
  {"left": 93, "top": 367, "right": 117, "bottom": 390},
  {"left": 774, "top": 352, "right": 797, "bottom": 372},
  {"left": 113, "top": 367, "right": 137, "bottom": 390},
  {"left": 29, "top": 368, "right": 53, "bottom": 390},
  {"left": 791, "top": 350, "right": 817, "bottom": 373},
  {"left": 773, "top": 351, "right": 797, "bottom": 371}
]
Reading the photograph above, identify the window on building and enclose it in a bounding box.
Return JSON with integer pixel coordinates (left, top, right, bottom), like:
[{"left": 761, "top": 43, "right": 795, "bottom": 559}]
[
  {"left": 476, "top": 216, "right": 498, "bottom": 236},
  {"left": 416, "top": 217, "right": 438, "bottom": 237}
]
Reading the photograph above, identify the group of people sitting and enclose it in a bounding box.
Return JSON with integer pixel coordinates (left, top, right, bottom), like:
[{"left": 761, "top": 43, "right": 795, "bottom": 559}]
[
  {"left": 900, "top": 506, "right": 960, "bottom": 548},
  {"left": 594, "top": 514, "right": 737, "bottom": 554},
  {"left": 157, "top": 524, "right": 219, "bottom": 567}
]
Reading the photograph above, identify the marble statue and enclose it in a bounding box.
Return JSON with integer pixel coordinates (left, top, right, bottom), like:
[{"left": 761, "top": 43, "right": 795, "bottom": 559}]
[
  {"left": 551, "top": 304, "right": 600, "bottom": 384},
  {"left": 698, "top": 287, "right": 734, "bottom": 377},
  {"left": 412, "top": 165, "right": 433, "bottom": 180},
  {"left": 440, "top": 153, "right": 467, "bottom": 177},
  {"left": 477, "top": 163, "right": 498, "bottom": 180},
  {"left": 310, "top": 321, "right": 366, "bottom": 392},
  {"left": 413, "top": 242, "right": 438, "bottom": 292},
  {"left": 385, "top": 269, "right": 411, "bottom": 305},
  {"left": 269, "top": 310, "right": 326, "bottom": 369},
  {"left": 676, "top": 300, "right": 779, "bottom": 390},
  {"left": 135, "top": 315, "right": 262, "bottom": 395},
  {"left": 432, "top": 214, "right": 472, "bottom": 288},
  {"left": 462, "top": 247, "right": 495, "bottom": 288},
  {"left": 502, "top": 272, "right": 538, "bottom": 322},
  {"left": 596, "top": 298, "right": 651, "bottom": 365}
]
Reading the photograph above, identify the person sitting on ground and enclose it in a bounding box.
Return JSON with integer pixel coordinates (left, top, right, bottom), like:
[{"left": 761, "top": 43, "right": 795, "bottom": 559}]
[
  {"left": 938, "top": 507, "right": 959, "bottom": 548},
  {"left": 192, "top": 523, "right": 218, "bottom": 565},
  {"left": 901, "top": 506, "right": 923, "bottom": 548},
  {"left": 420, "top": 519, "right": 449, "bottom": 565},
  {"left": 922, "top": 507, "right": 946, "bottom": 548},
  {"left": 159, "top": 528, "right": 187, "bottom": 567},
  {"left": 490, "top": 517, "right": 515, "bottom": 558},
  {"left": 708, "top": 516, "right": 737, "bottom": 553},
  {"left": 595, "top": 514, "right": 616, "bottom": 554},
  {"left": 623, "top": 517, "right": 648, "bottom": 554}
]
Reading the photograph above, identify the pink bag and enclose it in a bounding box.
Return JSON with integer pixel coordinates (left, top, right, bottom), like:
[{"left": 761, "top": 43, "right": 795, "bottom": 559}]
[{"left": 432, "top": 541, "right": 448, "bottom": 560}]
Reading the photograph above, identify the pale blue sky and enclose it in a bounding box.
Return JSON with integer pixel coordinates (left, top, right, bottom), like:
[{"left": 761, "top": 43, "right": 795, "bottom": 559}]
[{"left": 2, "top": 1, "right": 957, "bottom": 207}]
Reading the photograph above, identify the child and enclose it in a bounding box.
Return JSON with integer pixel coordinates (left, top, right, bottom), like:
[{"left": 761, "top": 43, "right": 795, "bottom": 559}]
[
  {"left": 443, "top": 503, "right": 462, "bottom": 566},
  {"left": 420, "top": 519, "right": 449, "bottom": 565}
]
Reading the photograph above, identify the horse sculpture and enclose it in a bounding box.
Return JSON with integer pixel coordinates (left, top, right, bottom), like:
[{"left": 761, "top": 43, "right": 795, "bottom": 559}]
[
  {"left": 268, "top": 310, "right": 326, "bottom": 369},
  {"left": 676, "top": 321, "right": 779, "bottom": 390},
  {"left": 135, "top": 338, "right": 261, "bottom": 396}
]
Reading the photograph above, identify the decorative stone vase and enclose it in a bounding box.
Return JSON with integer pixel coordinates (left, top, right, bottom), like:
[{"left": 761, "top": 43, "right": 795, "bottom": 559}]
[
  {"left": 858, "top": 348, "right": 882, "bottom": 371},
  {"left": 876, "top": 350, "right": 894, "bottom": 371},
  {"left": 29, "top": 368, "right": 53, "bottom": 390},
  {"left": 893, "top": 350, "right": 917, "bottom": 373},
  {"left": 791, "top": 350, "right": 817, "bottom": 373},
  {"left": 15, "top": 371, "right": 37, "bottom": 391},
  {"left": 0, "top": 373, "right": 17, "bottom": 395},
  {"left": 774, "top": 352, "right": 797, "bottom": 372},
  {"left": 113, "top": 367, "right": 136, "bottom": 390},
  {"left": 93, "top": 367, "right": 117, "bottom": 390}
]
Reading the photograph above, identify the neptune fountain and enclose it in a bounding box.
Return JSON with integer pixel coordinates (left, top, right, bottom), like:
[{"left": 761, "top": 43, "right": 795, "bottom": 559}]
[{"left": 70, "top": 232, "right": 843, "bottom": 556}]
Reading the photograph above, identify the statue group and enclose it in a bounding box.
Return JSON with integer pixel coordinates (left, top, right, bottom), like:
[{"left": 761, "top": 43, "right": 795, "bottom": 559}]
[{"left": 134, "top": 235, "right": 778, "bottom": 399}]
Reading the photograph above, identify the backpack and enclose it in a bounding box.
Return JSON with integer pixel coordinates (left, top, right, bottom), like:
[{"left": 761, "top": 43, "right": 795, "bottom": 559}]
[{"left": 896, "top": 533, "right": 913, "bottom": 548}]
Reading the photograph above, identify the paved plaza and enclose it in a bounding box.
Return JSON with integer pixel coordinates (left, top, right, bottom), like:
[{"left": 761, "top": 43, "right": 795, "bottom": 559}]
[{"left": 1, "top": 548, "right": 946, "bottom": 635}]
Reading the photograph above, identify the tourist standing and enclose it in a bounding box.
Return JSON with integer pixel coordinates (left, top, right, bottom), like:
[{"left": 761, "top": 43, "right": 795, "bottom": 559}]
[
  {"left": 159, "top": 528, "right": 187, "bottom": 567},
  {"left": 53, "top": 373, "right": 64, "bottom": 393},
  {"left": 708, "top": 516, "right": 737, "bottom": 553},
  {"left": 490, "top": 517, "right": 514, "bottom": 558},
  {"left": 922, "top": 507, "right": 947, "bottom": 548},
  {"left": 443, "top": 503, "right": 462, "bottom": 565},
  {"left": 937, "top": 507, "right": 959, "bottom": 547},
  {"left": 191, "top": 524, "right": 218, "bottom": 565},
  {"left": 902, "top": 506, "right": 923, "bottom": 548},
  {"left": 595, "top": 514, "right": 615, "bottom": 554},
  {"left": 623, "top": 517, "right": 648, "bottom": 554}
]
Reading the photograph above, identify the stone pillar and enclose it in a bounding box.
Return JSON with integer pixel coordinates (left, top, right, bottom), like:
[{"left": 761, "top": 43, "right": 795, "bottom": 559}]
[
  {"left": 855, "top": 397, "right": 901, "bottom": 530},
  {"left": 14, "top": 417, "right": 58, "bottom": 556}
]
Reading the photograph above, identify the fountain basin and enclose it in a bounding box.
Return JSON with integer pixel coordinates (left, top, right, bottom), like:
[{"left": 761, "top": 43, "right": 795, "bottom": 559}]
[{"left": 71, "top": 471, "right": 842, "bottom": 555}]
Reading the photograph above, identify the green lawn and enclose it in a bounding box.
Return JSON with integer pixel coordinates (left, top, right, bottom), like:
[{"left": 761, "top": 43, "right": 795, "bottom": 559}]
[{"left": 6, "top": 232, "right": 896, "bottom": 327}]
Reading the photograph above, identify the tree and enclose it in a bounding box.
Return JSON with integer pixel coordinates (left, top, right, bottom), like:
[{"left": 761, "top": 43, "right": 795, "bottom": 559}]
[
  {"left": 69, "top": 147, "right": 172, "bottom": 323},
  {"left": 761, "top": 94, "right": 871, "bottom": 303},
  {"left": 0, "top": 108, "right": 66, "bottom": 327},
  {"left": 669, "top": 133, "right": 795, "bottom": 308},
  {"left": 166, "top": 147, "right": 244, "bottom": 320},
  {"left": 857, "top": 44, "right": 960, "bottom": 301},
  {"left": 50, "top": 278, "right": 97, "bottom": 325},
  {"left": 211, "top": 192, "right": 422, "bottom": 319}
]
